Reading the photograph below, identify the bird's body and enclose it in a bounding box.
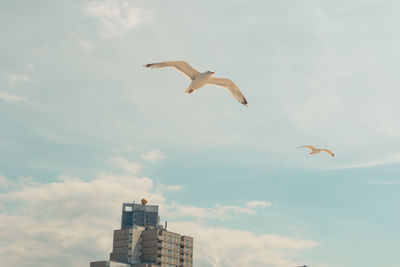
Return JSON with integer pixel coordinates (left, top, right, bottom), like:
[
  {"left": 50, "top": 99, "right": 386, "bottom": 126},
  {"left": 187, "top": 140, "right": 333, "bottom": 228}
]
[
  {"left": 298, "top": 145, "right": 335, "bottom": 157},
  {"left": 185, "top": 71, "right": 214, "bottom": 94},
  {"left": 143, "top": 61, "right": 248, "bottom": 106}
]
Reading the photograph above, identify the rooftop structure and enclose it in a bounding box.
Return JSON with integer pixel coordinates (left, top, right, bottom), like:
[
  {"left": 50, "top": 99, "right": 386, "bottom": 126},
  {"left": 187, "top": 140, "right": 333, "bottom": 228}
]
[{"left": 121, "top": 200, "right": 160, "bottom": 229}]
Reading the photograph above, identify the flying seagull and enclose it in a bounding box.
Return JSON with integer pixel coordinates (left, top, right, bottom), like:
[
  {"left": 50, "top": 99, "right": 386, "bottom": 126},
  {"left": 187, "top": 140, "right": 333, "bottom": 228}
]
[
  {"left": 298, "top": 145, "right": 335, "bottom": 157},
  {"left": 143, "top": 61, "right": 248, "bottom": 106}
]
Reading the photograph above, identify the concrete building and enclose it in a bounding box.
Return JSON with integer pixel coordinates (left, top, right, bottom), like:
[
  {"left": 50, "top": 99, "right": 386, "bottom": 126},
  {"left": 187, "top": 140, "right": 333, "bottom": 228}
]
[
  {"left": 141, "top": 227, "right": 193, "bottom": 267},
  {"left": 110, "top": 226, "right": 144, "bottom": 264},
  {"left": 90, "top": 261, "right": 131, "bottom": 267},
  {"left": 90, "top": 200, "right": 193, "bottom": 267},
  {"left": 90, "top": 261, "right": 157, "bottom": 267}
]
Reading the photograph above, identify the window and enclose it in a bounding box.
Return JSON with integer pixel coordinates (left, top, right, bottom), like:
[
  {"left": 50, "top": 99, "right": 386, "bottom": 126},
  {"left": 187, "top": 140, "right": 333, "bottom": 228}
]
[{"left": 124, "top": 206, "right": 132, "bottom": 211}]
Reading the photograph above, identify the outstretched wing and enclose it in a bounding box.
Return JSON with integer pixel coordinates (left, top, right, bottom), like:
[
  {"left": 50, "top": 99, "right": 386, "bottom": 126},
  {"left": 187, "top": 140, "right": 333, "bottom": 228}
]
[
  {"left": 143, "top": 61, "right": 200, "bottom": 81},
  {"left": 207, "top": 77, "right": 248, "bottom": 106},
  {"left": 297, "top": 145, "right": 315, "bottom": 150},
  {"left": 321, "top": 149, "right": 335, "bottom": 157}
]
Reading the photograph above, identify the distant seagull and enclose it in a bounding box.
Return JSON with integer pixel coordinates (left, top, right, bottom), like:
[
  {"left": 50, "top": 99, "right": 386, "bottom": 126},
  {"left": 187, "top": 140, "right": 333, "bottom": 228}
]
[
  {"left": 143, "top": 61, "right": 248, "bottom": 106},
  {"left": 298, "top": 145, "right": 335, "bottom": 157}
]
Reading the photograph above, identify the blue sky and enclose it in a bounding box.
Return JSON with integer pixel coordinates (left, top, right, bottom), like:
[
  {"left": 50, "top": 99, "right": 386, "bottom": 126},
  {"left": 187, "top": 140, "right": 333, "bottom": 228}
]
[{"left": 1, "top": 0, "right": 400, "bottom": 266}]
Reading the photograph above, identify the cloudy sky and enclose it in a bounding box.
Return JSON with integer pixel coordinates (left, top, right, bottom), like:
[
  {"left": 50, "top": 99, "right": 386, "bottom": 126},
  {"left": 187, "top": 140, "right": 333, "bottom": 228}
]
[{"left": 1, "top": 0, "right": 400, "bottom": 266}]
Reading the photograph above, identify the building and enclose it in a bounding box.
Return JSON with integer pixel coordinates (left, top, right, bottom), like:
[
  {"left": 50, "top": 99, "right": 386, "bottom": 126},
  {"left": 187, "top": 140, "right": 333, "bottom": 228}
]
[
  {"left": 110, "top": 226, "right": 144, "bottom": 264},
  {"left": 141, "top": 227, "right": 193, "bottom": 267},
  {"left": 90, "top": 199, "right": 193, "bottom": 267},
  {"left": 121, "top": 200, "right": 160, "bottom": 229}
]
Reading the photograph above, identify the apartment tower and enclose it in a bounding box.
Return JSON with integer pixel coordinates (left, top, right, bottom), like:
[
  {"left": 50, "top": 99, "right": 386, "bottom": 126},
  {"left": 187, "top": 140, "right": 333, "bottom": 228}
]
[{"left": 90, "top": 199, "right": 193, "bottom": 267}]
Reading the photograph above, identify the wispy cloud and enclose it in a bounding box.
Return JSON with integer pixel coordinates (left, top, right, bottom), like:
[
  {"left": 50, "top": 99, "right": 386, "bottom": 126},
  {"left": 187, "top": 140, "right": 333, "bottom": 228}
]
[
  {"left": 0, "top": 92, "right": 26, "bottom": 103},
  {"left": 0, "top": 175, "right": 15, "bottom": 187},
  {"left": 246, "top": 200, "right": 272, "bottom": 208},
  {"left": 159, "top": 184, "right": 184, "bottom": 192},
  {"left": 70, "top": 32, "right": 92, "bottom": 52},
  {"left": 107, "top": 156, "right": 141, "bottom": 174},
  {"left": 164, "top": 200, "right": 270, "bottom": 221},
  {"left": 332, "top": 153, "right": 400, "bottom": 170},
  {"left": 141, "top": 150, "right": 165, "bottom": 162},
  {"left": 5, "top": 73, "right": 32, "bottom": 85},
  {"left": 369, "top": 180, "right": 400, "bottom": 185},
  {"left": 84, "top": 0, "right": 152, "bottom": 38}
]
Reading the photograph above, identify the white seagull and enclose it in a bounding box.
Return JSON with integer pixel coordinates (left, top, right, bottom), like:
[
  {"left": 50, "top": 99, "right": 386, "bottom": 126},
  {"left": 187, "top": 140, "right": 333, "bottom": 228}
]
[
  {"left": 143, "top": 61, "right": 248, "bottom": 106},
  {"left": 298, "top": 146, "right": 335, "bottom": 157}
]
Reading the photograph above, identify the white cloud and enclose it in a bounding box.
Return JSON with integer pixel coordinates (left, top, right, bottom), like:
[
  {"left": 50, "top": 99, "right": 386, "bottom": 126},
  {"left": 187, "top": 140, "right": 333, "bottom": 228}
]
[
  {"left": 141, "top": 150, "right": 165, "bottom": 162},
  {"left": 0, "top": 173, "right": 162, "bottom": 267},
  {"left": 0, "top": 175, "right": 15, "bottom": 187},
  {"left": 168, "top": 221, "right": 320, "bottom": 267},
  {"left": 164, "top": 201, "right": 270, "bottom": 221},
  {"left": 0, "top": 92, "right": 26, "bottom": 103},
  {"left": 5, "top": 73, "right": 32, "bottom": 85},
  {"left": 0, "top": 172, "right": 318, "bottom": 267},
  {"left": 107, "top": 156, "right": 141, "bottom": 174},
  {"left": 84, "top": 0, "right": 152, "bottom": 38},
  {"left": 246, "top": 200, "right": 272, "bottom": 208},
  {"left": 159, "top": 184, "right": 184, "bottom": 192}
]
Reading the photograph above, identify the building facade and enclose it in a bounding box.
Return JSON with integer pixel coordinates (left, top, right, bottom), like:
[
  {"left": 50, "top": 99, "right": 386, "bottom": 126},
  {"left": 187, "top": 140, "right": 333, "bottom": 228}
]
[
  {"left": 90, "top": 200, "right": 193, "bottom": 267},
  {"left": 141, "top": 228, "right": 193, "bottom": 267},
  {"left": 110, "top": 226, "right": 144, "bottom": 264}
]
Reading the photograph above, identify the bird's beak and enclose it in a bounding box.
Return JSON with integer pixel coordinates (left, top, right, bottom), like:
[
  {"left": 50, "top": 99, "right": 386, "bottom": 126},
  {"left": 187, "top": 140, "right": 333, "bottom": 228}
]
[{"left": 210, "top": 71, "right": 215, "bottom": 74}]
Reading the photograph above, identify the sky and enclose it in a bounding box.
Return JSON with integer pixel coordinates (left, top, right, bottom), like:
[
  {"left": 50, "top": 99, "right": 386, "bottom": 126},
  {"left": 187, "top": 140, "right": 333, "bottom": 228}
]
[{"left": 1, "top": 0, "right": 400, "bottom": 266}]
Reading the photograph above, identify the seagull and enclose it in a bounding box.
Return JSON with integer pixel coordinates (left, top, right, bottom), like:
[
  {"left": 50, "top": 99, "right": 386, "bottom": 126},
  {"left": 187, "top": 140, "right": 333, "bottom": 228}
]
[
  {"left": 143, "top": 61, "right": 248, "bottom": 106},
  {"left": 298, "top": 145, "right": 335, "bottom": 157}
]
